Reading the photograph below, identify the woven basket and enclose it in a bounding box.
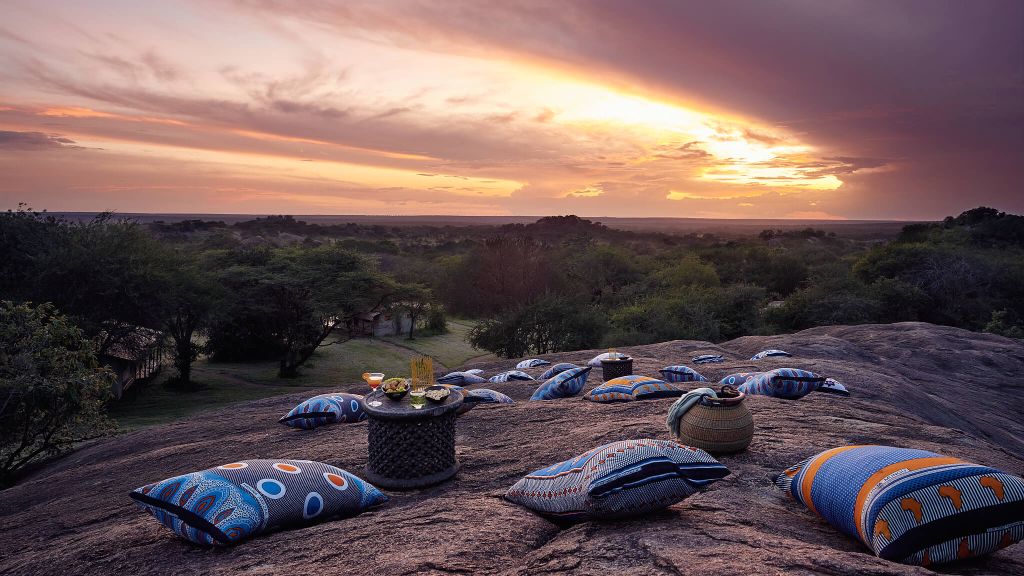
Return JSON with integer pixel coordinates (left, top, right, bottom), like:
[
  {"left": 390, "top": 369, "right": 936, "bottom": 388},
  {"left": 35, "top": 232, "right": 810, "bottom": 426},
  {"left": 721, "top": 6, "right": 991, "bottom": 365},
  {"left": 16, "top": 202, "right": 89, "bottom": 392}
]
[{"left": 674, "top": 390, "right": 753, "bottom": 454}]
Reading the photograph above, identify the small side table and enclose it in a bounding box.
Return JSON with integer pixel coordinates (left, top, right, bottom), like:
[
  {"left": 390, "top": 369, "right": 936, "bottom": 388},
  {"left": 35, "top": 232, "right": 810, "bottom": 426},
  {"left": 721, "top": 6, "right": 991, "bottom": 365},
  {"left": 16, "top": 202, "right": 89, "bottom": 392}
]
[
  {"left": 362, "top": 391, "right": 463, "bottom": 489},
  {"left": 601, "top": 357, "right": 634, "bottom": 381}
]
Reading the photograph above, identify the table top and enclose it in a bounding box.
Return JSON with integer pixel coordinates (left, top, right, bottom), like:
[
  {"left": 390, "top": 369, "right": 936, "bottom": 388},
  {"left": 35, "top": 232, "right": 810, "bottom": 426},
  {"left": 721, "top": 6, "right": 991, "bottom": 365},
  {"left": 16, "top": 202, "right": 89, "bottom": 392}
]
[{"left": 362, "top": 390, "right": 463, "bottom": 421}]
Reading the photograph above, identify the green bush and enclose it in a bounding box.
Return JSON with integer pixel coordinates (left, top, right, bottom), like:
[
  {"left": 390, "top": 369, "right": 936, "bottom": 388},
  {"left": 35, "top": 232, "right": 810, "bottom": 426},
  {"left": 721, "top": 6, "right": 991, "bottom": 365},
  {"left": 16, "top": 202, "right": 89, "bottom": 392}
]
[{"left": 0, "top": 302, "right": 116, "bottom": 486}]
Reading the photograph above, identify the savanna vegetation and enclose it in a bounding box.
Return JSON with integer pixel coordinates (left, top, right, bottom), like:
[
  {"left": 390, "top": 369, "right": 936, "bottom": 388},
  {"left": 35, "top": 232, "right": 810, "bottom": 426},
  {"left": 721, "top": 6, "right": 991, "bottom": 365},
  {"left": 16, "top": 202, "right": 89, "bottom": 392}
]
[{"left": 1, "top": 205, "right": 1021, "bottom": 482}]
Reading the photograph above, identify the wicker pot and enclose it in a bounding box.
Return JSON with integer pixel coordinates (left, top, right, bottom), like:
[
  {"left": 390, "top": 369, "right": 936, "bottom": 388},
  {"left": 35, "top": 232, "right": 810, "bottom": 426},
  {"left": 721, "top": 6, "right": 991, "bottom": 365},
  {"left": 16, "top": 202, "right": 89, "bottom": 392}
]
[
  {"left": 675, "top": 392, "right": 753, "bottom": 454},
  {"left": 600, "top": 357, "right": 633, "bottom": 381}
]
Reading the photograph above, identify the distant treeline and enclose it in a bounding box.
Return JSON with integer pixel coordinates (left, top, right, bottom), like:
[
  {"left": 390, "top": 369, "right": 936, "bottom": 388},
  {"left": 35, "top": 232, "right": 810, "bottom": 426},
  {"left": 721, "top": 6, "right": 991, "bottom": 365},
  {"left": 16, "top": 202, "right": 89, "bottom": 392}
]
[{"left": 1, "top": 206, "right": 1021, "bottom": 375}]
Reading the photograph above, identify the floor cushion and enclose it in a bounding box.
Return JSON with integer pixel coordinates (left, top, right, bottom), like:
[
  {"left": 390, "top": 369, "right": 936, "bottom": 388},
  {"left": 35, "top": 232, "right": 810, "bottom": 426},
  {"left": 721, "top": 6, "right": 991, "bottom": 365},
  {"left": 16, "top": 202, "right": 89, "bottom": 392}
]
[
  {"left": 467, "top": 388, "right": 515, "bottom": 405},
  {"left": 586, "top": 375, "right": 684, "bottom": 403},
  {"left": 587, "top": 352, "right": 630, "bottom": 367},
  {"left": 530, "top": 366, "right": 592, "bottom": 400},
  {"left": 719, "top": 372, "right": 758, "bottom": 387},
  {"left": 540, "top": 362, "right": 579, "bottom": 380},
  {"left": 506, "top": 439, "right": 730, "bottom": 520},
  {"left": 751, "top": 349, "right": 792, "bottom": 360},
  {"left": 464, "top": 369, "right": 485, "bottom": 376},
  {"left": 516, "top": 358, "right": 551, "bottom": 369},
  {"left": 489, "top": 370, "right": 535, "bottom": 383},
  {"left": 737, "top": 368, "right": 844, "bottom": 399},
  {"left": 775, "top": 445, "right": 1024, "bottom": 566},
  {"left": 692, "top": 354, "right": 725, "bottom": 364},
  {"left": 659, "top": 365, "right": 708, "bottom": 383},
  {"left": 131, "top": 459, "right": 387, "bottom": 546},
  {"left": 437, "top": 371, "right": 488, "bottom": 385},
  {"left": 440, "top": 384, "right": 475, "bottom": 414},
  {"left": 278, "top": 393, "right": 366, "bottom": 429}
]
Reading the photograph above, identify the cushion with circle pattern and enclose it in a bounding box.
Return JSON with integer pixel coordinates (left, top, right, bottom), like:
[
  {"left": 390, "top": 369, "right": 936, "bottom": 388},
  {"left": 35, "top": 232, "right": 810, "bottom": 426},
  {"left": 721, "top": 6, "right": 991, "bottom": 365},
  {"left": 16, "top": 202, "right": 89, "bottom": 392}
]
[
  {"left": 530, "top": 366, "right": 592, "bottom": 400},
  {"left": 506, "top": 439, "right": 729, "bottom": 520},
  {"left": 585, "top": 375, "right": 684, "bottom": 403},
  {"left": 278, "top": 393, "right": 366, "bottom": 429},
  {"left": 774, "top": 445, "right": 1024, "bottom": 566},
  {"left": 131, "top": 459, "right": 387, "bottom": 546},
  {"left": 586, "top": 352, "right": 630, "bottom": 367}
]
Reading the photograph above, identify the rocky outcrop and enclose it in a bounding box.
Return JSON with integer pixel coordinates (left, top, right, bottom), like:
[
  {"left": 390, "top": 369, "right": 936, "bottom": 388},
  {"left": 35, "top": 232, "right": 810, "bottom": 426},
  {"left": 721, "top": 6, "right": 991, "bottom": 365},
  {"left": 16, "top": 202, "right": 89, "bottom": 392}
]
[{"left": 1, "top": 323, "right": 1022, "bottom": 575}]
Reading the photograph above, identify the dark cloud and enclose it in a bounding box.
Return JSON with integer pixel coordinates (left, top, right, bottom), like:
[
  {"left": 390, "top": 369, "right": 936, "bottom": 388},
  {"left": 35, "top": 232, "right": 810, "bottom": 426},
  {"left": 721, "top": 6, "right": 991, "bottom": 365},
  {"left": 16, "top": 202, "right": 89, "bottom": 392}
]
[{"left": 0, "top": 130, "right": 80, "bottom": 151}]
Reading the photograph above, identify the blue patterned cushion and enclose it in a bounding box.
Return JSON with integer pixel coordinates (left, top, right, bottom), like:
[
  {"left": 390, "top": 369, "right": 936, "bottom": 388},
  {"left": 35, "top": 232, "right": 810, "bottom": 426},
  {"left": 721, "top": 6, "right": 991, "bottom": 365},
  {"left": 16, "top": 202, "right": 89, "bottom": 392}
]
[
  {"left": 587, "top": 352, "right": 630, "bottom": 367},
  {"left": 775, "top": 445, "right": 1024, "bottom": 566},
  {"left": 131, "top": 459, "right": 386, "bottom": 546},
  {"left": 586, "top": 375, "right": 684, "bottom": 403},
  {"left": 751, "top": 349, "right": 792, "bottom": 360},
  {"left": 736, "top": 368, "right": 831, "bottom": 399},
  {"left": 464, "top": 369, "right": 484, "bottom": 376},
  {"left": 821, "top": 377, "right": 851, "bottom": 396},
  {"left": 506, "top": 439, "right": 729, "bottom": 520},
  {"left": 692, "top": 354, "right": 725, "bottom": 364},
  {"left": 488, "top": 370, "right": 535, "bottom": 383},
  {"left": 278, "top": 393, "right": 366, "bottom": 429},
  {"left": 516, "top": 358, "right": 551, "bottom": 369},
  {"left": 530, "top": 366, "right": 591, "bottom": 400},
  {"left": 439, "top": 384, "right": 475, "bottom": 414},
  {"left": 719, "top": 372, "right": 758, "bottom": 387},
  {"left": 437, "top": 371, "right": 488, "bottom": 385},
  {"left": 467, "top": 388, "right": 515, "bottom": 405},
  {"left": 539, "top": 362, "right": 579, "bottom": 380},
  {"left": 659, "top": 365, "right": 708, "bottom": 383}
]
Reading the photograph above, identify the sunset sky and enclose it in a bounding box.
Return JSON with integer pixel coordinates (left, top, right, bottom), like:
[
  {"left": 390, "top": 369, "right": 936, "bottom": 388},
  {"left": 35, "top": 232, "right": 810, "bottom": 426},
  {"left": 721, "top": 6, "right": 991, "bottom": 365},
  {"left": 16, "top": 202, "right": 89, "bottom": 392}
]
[{"left": 0, "top": 1, "right": 1021, "bottom": 219}]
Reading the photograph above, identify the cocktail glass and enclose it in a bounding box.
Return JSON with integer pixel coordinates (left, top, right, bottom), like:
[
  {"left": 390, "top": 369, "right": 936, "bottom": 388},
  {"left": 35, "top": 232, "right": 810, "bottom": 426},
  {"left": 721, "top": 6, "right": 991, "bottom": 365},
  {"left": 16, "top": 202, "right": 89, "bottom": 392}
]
[{"left": 362, "top": 372, "right": 385, "bottom": 407}]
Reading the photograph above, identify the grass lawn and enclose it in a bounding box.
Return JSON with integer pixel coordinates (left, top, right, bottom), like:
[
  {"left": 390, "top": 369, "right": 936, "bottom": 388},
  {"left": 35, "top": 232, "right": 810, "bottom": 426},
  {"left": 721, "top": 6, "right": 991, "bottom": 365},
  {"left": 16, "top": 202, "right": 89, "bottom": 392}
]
[
  {"left": 382, "top": 318, "right": 489, "bottom": 368},
  {"left": 109, "top": 330, "right": 465, "bottom": 430}
]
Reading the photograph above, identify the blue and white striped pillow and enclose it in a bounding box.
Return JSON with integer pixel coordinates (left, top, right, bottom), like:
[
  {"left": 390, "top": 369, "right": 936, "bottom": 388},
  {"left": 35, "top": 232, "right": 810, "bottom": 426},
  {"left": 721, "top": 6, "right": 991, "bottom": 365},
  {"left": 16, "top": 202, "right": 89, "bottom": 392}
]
[
  {"left": 437, "top": 371, "right": 488, "bottom": 385},
  {"left": 467, "top": 389, "right": 515, "bottom": 405},
  {"left": 516, "top": 358, "right": 551, "bottom": 369},
  {"left": 530, "top": 366, "right": 591, "bottom": 401},
  {"left": 751, "top": 349, "right": 792, "bottom": 360},
  {"left": 539, "top": 362, "right": 579, "bottom": 380},
  {"left": 489, "top": 370, "right": 535, "bottom": 383},
  {"left": 587, "top": 352, "right": 630, "bottom": 367},
  {"left": 736, "top": 368, "right": 833, "bottom": 399},
  {"left": 505, "top": 439, "right": 729, "bottom": 520},
  {"left": 692, "top": 354, "right": 725, "bottom": 364},
  {"left": 659, "top": 365, "right": 708, "bottom": 383}
]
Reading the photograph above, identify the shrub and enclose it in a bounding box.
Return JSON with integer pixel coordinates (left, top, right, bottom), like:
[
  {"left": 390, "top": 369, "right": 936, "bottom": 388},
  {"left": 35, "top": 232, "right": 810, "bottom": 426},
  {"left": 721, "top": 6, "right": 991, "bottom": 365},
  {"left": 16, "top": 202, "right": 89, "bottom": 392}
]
[{"left": 0, "top": 302, "right": 116, "bottom": 486}]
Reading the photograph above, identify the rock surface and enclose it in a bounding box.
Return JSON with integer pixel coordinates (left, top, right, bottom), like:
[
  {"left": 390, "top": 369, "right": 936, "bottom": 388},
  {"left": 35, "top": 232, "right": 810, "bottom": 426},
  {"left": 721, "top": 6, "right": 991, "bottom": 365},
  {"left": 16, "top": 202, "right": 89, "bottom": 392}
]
[{"left": 2, "top": 322, "right": 1023, "bottom": 575}]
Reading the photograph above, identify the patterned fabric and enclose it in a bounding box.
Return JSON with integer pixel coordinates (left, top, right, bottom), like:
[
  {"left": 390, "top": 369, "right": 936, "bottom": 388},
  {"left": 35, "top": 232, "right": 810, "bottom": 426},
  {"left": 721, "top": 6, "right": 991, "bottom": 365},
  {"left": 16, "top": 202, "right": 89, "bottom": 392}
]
[
  {"left": 278, "top": 393, "right": 366, "bottom": 430},
  {"left": 506, "top": 439, "right": 729, "bottom": 520},
  {"left": 488, "top": 370, "right": 535, "bottom": 383},
  {"left": 530, "top": 366, "right": 592, "bottom": 400},
  {"left": 775, "top": 446, "right": 1024, "bottom": 566},
  {"left": 692, "top": 354, "right": 725, "bottom": 364},
  {"left": 587, "top": 352, "right": 630, "bottom": 367},
  {"left": 659, "top": 365, "right": 708, "bottom": 383},
  {"left": 437, "top": 371, "right": 488, "bottom": 385},
  {"left": 751, "top": 349, "right": 792, "bottom": 360},
  {"left": 719, "top": 372, "right": 758, "bottom": 387},
  {"left": 467, "top": 388, "right": 515, "bottom": 405},
  {"left": 131, "top": 459, "right": 387, "bottom": 546},
  {"left": 666, "top": 387, "right": 717, "bottom": 437},
  {"left": 539, "top": 362, "right": 579, "bottom": 380},
  {"left": 585, "top": 375, "right": 684, "bottom": 403},
  {"left": 735, "top": 368, "right": 848, "bottom": 399},
  {"left": 516, "top": 358, "right": 551, "bottom": 369},
  {"left": 464, "top": 369, "right": 485, "bottom": 376}
]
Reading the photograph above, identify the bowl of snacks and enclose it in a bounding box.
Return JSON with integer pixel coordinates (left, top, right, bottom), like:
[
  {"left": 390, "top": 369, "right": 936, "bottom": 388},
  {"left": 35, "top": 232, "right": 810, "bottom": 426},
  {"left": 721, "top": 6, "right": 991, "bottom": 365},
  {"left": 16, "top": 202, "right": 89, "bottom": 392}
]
[
  {"left": 424, "top": 385, "right": 452, "bottom": 404},
  {"left": 382, "top": 378, "right": 409, "bottom": 401}
]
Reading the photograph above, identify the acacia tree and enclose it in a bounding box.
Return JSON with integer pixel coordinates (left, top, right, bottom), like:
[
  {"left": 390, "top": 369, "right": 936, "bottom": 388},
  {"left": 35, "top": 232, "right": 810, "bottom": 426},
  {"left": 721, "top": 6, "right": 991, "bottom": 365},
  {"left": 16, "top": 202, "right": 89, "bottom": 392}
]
[
  {"left": 0, "top": 302, "right": 116, "bottom": 486},
  {"left": 161, "top": 264, "right": 222, "bottom": 390}
]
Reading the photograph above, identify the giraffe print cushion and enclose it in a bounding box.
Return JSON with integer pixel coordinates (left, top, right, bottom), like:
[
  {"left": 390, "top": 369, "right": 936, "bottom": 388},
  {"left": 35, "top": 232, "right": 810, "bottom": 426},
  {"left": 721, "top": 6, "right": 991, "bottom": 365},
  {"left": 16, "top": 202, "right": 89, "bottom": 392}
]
[
  {"left": 131, "top": 459, "right": 387, "bottom": 546},
  {"left": 505, "top": 439, "right": 729, "bottom": 520},
  {"left": 775, "top": 445, "right": 1024, "bottom": 565}
]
